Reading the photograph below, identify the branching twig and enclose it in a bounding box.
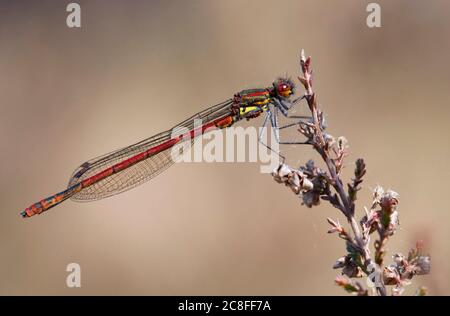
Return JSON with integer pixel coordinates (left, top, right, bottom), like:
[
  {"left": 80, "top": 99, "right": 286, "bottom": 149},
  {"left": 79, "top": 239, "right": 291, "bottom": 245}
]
[{"left": 271, "top": 50, "right": 431, "bottom": 296}]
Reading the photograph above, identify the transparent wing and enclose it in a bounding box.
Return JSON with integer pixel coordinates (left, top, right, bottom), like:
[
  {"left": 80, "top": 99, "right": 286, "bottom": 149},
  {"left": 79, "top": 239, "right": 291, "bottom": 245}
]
[{"left": 68, "top": 99, "right": 234, "bottom": 202}]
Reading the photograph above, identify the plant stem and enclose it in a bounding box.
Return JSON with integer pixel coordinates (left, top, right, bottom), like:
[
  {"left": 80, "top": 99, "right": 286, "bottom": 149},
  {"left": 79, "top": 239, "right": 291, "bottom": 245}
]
[{"left": 300, "top": 51, "right": 387, "bottom": 296}]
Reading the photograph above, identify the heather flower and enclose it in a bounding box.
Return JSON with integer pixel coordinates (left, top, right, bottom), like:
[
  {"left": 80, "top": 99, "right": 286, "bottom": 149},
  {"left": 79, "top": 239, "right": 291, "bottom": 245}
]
[
  {"left": 272, "top": 164, "right": 313, "bottom": 195},
  {"left": 414, "top": 255, "right": 431, "bottom": 275}
]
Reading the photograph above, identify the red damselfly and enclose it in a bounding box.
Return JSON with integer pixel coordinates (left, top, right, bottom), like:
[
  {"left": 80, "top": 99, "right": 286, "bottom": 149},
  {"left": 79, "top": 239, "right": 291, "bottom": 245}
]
[{"left": 21, "top": 78, "right": 311, "bottom": 218}]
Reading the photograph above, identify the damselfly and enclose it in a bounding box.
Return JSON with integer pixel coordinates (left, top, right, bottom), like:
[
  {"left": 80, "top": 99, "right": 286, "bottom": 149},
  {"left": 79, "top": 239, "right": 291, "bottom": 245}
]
[{"left": 21, "top": 78, "right": 311, "bottom": 218}]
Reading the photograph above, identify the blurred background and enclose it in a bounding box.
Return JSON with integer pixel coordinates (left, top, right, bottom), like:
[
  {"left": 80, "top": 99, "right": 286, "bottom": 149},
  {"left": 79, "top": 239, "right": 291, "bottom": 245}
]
[{"left": 0, "top": 0, "right": 449, "bottom": 295}]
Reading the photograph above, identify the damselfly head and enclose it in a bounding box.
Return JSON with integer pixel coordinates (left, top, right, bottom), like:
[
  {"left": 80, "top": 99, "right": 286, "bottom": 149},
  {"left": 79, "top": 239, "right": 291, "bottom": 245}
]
[{"left": 273, "top": 78, "right": 295, "bottom": 98}]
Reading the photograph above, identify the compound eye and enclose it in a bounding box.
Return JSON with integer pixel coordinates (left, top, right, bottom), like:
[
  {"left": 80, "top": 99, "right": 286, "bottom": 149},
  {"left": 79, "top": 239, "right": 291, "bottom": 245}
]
[
  {"left": 277, "top": 84, "right": 287, "bottom": 92},
  {"left": 277, "top": 83, "right": 291, "bottom": 95}
]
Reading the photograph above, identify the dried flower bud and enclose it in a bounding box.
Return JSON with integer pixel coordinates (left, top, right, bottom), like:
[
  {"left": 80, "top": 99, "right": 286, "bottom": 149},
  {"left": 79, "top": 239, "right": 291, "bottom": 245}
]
[
  {"left": 272, "top": 164, "right": 291, "bottom": 179},
  {"left": 372, "top": 185, "right": 384, "bottom": 205},
  {"left": 393, "top": 253, "right": 407, "bottom": 266},
  {"left": 370, "top": 187, "right": 401, "bottom": 236},
  {"left": 305, "top": 159, "right": 315, "bottom": 172},
  {"left": 380, "top": 190, "right": 399, "bottom": 214},
  {"left": 383, "top": 265, "right": 401, "bottom": 286},
  {"left": 337, "top": 136, "right": 348, "bottom": 152},
  {"left": 301, "top": 190, "right": 320, "bottom": 208},
  {"left": 355, "top": 159, "right": 366, "bottom": 177},
  {"left": 384, "top": 210, "right": 400, "bottom": 236},
  {"left": 342, "top": 264, "right": 364, "bottom": 278},
  {"left": 333, "top": 256, "right": 347, "bottom": 269},
  {"left": 300, "top": 176, "right": 314, "bottom": 191},
  {"left": 323, "top": 133, "right": 335, "bottom": 148},
  {"left": 288, "top": 172, "right": 301, "bottom": 193},
  {"left": 413, "top": 255, "right": 431, "bottom": 275},
  {"left": 334, "top": 252, "right": 364, "bottom": 278},
  {"left": 300, "top": 49, "right": 306, "bottom": 64},
  {"left": 272, "top": 164, "right": 314, "bottom": 196}
]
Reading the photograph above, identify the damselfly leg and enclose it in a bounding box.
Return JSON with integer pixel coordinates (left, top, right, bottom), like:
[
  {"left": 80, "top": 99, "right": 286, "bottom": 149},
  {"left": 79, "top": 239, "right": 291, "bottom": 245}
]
[{"left": 258, "top": 106, "right": 311, "bottom": 162}]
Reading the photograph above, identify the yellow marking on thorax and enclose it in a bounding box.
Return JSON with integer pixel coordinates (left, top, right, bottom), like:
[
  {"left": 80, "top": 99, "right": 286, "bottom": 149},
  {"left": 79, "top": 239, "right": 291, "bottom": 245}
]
[{"left": 239, "top": 103, "right": 269, "bottom": 116}]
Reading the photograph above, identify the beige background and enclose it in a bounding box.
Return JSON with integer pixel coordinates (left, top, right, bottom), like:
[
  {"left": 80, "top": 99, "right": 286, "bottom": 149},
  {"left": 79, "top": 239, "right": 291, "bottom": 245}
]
[{"left": 0, "top": 0, "right": 449, "bottom": 295}]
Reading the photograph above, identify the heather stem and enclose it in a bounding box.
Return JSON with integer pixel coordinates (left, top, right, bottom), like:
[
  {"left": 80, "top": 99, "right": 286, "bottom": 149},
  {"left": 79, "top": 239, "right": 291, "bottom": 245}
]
[{"left": 300, "top": 51, "right": 387, "bottom": 296}]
